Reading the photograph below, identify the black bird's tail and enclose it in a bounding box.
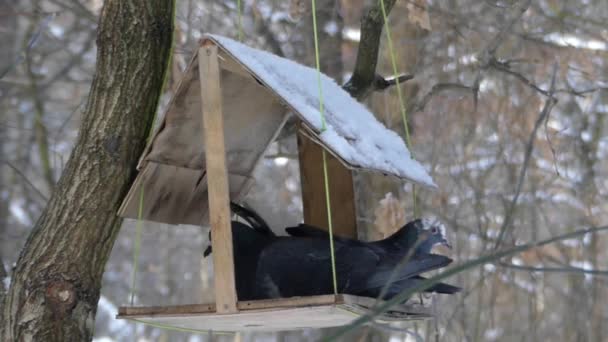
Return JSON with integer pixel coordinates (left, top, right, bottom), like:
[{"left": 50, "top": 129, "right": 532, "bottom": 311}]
[
  {"left": 409, "top": 276, "right": 461, "bottom": 294},
  {"left": 230, "top": 202, "right": 275, "bottom": 237},
  {"left": 204, "top": 202, "right": 275, "bottom": 258}
]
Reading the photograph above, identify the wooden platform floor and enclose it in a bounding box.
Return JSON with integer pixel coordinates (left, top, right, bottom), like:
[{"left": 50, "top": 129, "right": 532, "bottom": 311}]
[{"left": 117, "top": 294, "right": 431, "bottom": 332}]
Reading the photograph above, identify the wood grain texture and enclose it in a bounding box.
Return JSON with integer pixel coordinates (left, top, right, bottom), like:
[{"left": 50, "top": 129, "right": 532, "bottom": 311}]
[
  {"left": 199, "top": 43, "right": 237, "bottom": 314},
  {"left": 297, "top": 124, "right": 357, "bottom": 238}
]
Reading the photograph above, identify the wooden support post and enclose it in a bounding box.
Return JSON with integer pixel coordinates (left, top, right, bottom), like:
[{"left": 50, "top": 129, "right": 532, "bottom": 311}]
[
  {"left": 297, "top": 125, "right": 357, "bottom": 238},
  {"left": 199, "top": 42, "right": 238, "bottom": 314}
]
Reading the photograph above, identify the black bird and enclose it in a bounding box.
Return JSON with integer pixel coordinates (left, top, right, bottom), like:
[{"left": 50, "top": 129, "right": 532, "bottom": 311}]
[
  {"left": 203, "top": 202, "right": 277, "bottom": 300},
  {"left": 284, "top": 220, "right": 461, "bottom": 297},
  {"left": 254, "top": 218, "right": 457, "bottom": 300}
]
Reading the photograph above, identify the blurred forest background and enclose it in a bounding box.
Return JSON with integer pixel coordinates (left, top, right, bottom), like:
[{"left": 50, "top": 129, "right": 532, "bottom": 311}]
[{"left": 1, "top": 0, "right": 607, "bottom": 341}]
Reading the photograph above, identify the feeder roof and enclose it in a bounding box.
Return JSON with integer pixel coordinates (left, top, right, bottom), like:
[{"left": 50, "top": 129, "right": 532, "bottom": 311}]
[{"left": 118, "top": 34, "right": 435, "bottom": 225}]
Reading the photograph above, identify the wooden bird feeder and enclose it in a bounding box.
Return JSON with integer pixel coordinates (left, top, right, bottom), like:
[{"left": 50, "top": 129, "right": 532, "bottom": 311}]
[{"left": 116, "top": 34, "right": 437, "bottom": 332}]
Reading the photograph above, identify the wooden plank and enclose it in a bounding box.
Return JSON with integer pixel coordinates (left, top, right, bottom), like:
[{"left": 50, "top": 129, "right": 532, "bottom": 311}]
[
  {"left": 297, "top": 122, "right": 357, "bottom": 238},
  {"left": 117, "top": 294, "right": 431, "bottom": 331},
  {"left": 119, "top": 303, "right": 215, "bottom": 317},
  {"left": 198, "top": 42, "right": 238, "bottom": 314},
  {"left": 238, "top": 294, "right": 341, "bottom": 311}
]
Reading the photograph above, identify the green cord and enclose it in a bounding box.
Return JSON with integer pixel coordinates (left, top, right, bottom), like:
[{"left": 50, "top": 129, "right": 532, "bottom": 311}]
[
  {"left": 237, "top": 0, "right": 244, "bottom": 41},
  {"left": 311, "top": 0, "right": 327, "bottom": 131},
  {"left": 311, "top": 0, "right": 338, "bottom": 295},
  {"left": 129, "top": 318, "right": 235, "bottom": 335},
  {"left": 378, "top": 0, "right": 419, "bottom": 217},
  {"left": 322, "top": 150, "right": 338, "bottom": 294},
  {"left": 129, "top": 185, "right": 145, "bottom": 306}
]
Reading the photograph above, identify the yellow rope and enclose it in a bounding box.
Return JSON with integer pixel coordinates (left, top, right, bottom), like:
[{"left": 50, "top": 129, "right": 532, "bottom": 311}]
[
  {"left": 379, "top": 0, "right": 419, "bottom": 217},
  {"left": 311, "top": 0, "right": 338, "bottom": 295}
]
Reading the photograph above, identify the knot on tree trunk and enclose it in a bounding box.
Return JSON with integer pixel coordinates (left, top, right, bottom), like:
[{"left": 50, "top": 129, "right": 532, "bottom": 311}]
[{"left": 45, "top": 280, "right": 77, "bottom": 318}]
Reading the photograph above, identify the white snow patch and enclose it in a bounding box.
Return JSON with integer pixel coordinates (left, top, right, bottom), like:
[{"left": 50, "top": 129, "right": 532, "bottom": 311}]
[
  {"left": 92, "top": 338, "right": 114, "bottom": 342},
  {"left": 484, "top": 328, "right": 503, "bottom": 340},
  {"left": 97, "top": 296, "right": 129, "bottom": 332},
  {"left": 343, "top": 28, "right": 361, "bottom": 42},
  {"left": 273, "top": 157, "right": 289, "bottom": 166},
  {"left": 324, "top": 21, "right": 338, "bottom": 35},
  {"left": 210, "top": 35, "right": 435, "bottom": 187},
  {"left": 10, "top": 201, "right": 32, "bottom": 226},
  {"left": 571, "top": 260, "right": 594, "bottom": 282},
  {"left": 484, "top": 263, "right": 496, "bottom": 272},
  {"left": 544, "top": 33, "right": 607, "bottom": 51}
]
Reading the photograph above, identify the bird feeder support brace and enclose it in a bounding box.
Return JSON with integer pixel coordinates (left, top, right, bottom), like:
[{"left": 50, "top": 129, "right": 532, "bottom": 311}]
[{"left": 198, "top": 42, "right": 238, "bottom": 314}]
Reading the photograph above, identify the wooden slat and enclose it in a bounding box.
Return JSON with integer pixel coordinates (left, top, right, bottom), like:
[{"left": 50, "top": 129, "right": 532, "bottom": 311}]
[
  {"left": 199, "top": 42, "right": 238, "bottom": 314},
  {"left": 297, "top": 123, "right": 357, "bottom": 238},
  {"left": 238, "top": 294, "right": 341, "bottom": 311},
  {"left": 119, "top": 303, "right": 215, "bottom": 317}
]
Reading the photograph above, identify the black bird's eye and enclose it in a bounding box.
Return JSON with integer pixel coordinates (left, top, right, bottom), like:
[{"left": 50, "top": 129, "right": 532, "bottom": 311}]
[{"left": 430, "top": 227, "right": 438, "bottom": 234}]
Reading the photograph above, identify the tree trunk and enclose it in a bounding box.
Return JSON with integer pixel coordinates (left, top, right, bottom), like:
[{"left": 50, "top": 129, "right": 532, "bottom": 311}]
[{"left": 1, "top": 1, "right": 174, "bottom": 341}]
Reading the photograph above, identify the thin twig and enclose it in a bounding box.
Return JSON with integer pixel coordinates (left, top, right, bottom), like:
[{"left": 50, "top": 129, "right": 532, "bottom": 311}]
[
  {"left": 479, "top": 0, "right": 532, "bottom": 62},
  {"left": 498, "top": 262, "right": 608, "bottom": 276},
  {"left": 411, "top": 82, "right": 476, "bottom": 113},
  {"left": 3, "top": 161, "right": 48, "bottom": 201},
  {"left": 493, "top": 63, "right": 558, "bottom": 249},
  {"left": 489, "top": 58, "right": 551, "bottom": 97}
]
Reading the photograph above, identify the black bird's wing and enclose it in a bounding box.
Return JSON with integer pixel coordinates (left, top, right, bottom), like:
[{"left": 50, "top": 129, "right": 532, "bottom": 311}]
[
  {"left": 285, "top": 224, "right": 337, "bottom": 238},
  {"left": 254, "top": 238, "right": 381, "bottom": 299},
  {"left": 350, "top": 254, "right": 453, "bottom": 295},
  {"left": 363, "top": 275, "right": 461, "bottom": 300}
]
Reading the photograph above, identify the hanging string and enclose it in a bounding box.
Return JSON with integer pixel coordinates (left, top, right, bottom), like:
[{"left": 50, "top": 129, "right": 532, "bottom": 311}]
[
  {"left": 127, "top": 0, "right": 178, "bottom": 306},
  {"left": 129, "top": 318, "right": 234, "bottom": 335},
  {"left": 129, "top": 186, "right": 145, "bottom": 305},
  {"left": 379, "top": 0, "right": 419, "bottom": 217},
  {"left": 311, "top": 0, "right": 338, "bottom": 295},
  {"left": 237, "top": 0, "right": 244, "bottom": 41}
]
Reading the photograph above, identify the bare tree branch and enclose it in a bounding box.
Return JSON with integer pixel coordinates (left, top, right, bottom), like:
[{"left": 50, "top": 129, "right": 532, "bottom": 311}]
[
  {"left": 494, "top": 63, "right": 559, "bottom": 250},
  {"left": 342, "top": 0, "right": 397, "bottom": 99},
  {"left": 3, "top": 161, "right": 48, "bottom": 202}
]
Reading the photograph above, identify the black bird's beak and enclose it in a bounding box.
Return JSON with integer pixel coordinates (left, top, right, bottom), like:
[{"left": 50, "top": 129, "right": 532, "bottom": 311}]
[{"left": 203, "top": 245, "right": 212, "bottom": 258}]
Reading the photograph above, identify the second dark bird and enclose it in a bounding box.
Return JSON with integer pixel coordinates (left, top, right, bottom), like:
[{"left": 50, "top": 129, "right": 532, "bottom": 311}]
[{"left": 254, "top": 219, "right": 459, "bottom": 299}]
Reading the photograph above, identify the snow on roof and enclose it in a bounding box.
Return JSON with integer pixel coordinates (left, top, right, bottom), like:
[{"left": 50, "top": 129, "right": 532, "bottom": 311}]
[{"left": 209, "top": 34, "right": 436, "bottom": 188}]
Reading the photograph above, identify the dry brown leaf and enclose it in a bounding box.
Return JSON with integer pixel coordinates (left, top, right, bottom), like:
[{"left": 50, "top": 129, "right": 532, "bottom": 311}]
[
  {"left": 407, "top": 0, "right": 432, "bottom": 31},
  {"left": 289, "top": 0, "right": 309, "bottom": 22},
  {"left": 373, "top": 192, "right": 406, "bottom": 239}
]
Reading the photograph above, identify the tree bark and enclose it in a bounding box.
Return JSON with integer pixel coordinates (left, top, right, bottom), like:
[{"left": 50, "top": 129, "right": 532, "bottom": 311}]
[{"left": 1, "top": 1, "right": 174, "bottom": 341}]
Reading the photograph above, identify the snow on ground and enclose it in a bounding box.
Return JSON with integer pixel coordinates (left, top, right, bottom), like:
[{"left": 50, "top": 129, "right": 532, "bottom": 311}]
[{"left": 209, "top": 34, "right": 436, "bottom": 188}]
